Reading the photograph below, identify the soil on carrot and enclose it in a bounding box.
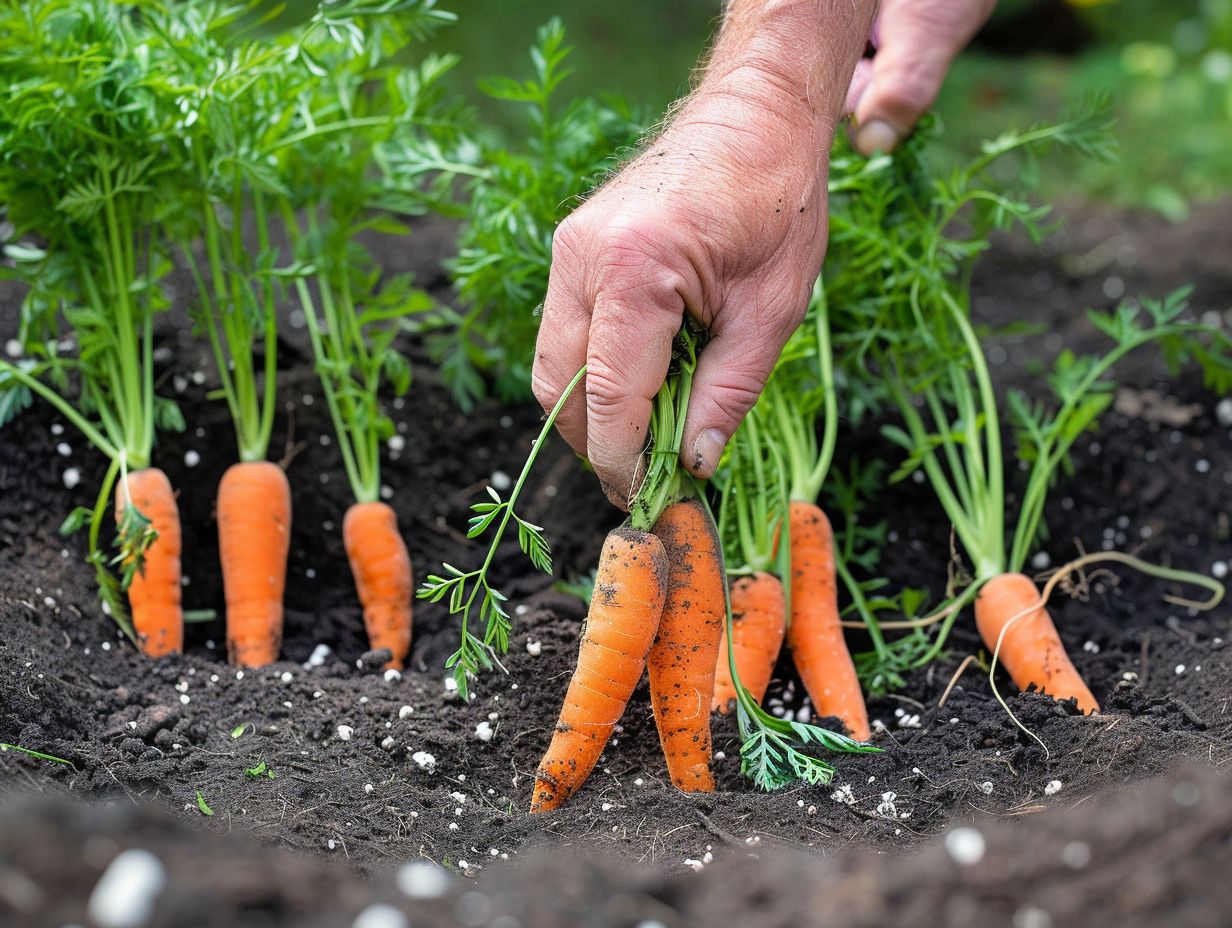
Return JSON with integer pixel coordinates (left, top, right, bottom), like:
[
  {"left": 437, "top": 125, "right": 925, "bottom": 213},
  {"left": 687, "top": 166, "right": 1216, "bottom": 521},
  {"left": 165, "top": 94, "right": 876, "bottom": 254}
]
[{"left": 2, "top": 201, "right": 1231, "bottom": 924}]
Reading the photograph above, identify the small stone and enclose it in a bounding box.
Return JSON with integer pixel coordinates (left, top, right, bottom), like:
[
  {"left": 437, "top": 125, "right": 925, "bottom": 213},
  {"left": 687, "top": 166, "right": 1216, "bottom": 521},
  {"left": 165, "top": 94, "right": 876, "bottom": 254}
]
[
  {"left": 336, "top": 725, "right": 354, "bottom": 741},
  {"left": 411, "top": 751, "right": 436, "bottom": 771},
  {"left": 87, "top": 849, "right": 166, "bottom": 928},
  {"left": 474, "top": 721, "right": 494, "bottom": 742},
  {"left": 945, "top": 827, "right": 986, "bottom": 866},
  {"left": 352, "top": 903, "right": 409, "bottom": 928},
  {"left": 1044, "top": 780, "right": 1063, "bottom": 796}
]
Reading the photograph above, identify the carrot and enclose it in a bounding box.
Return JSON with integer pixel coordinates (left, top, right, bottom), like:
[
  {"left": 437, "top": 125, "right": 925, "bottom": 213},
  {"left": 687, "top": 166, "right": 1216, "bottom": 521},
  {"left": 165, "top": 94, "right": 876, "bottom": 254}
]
[
  {"left": 647, "top": 499, "right": 726, "bottom": 791},
  {"left": 531, "top": 527, "right": 668, "bottom": 813},
  {"left": 117, "top": 468, "right": 183, "bottom": 658},
  {"left": 712, "top": 571, "right": 786, "bottom": 713},
  {"left": 975, "top": 571, "right": 1099, "bottom": 714},
  {"left": 786, "top": 501, "right": 870, "bottom": 741},
  {"left": 343, "top": 501, "right": 413, "bottom": 670},
  {"left": 218, "top": 461, "right": 291, "bottom": 667}
]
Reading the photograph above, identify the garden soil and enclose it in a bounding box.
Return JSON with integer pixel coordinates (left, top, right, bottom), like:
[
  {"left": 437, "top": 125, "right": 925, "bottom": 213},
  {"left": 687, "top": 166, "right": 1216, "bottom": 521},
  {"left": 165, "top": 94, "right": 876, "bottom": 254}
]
[{"left": 2, "top": 201, "right": 1230, "bottom": 926}]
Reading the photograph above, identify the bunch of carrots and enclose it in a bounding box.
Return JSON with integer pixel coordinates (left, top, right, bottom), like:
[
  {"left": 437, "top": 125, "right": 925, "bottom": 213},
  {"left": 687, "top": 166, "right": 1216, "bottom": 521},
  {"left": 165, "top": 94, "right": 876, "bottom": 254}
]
[
  {"left": 423, "top": 101, "right": 1229, "bottom": 809},
  {"left": 0, "top": 0, "right": 469, "bottom": 670}
]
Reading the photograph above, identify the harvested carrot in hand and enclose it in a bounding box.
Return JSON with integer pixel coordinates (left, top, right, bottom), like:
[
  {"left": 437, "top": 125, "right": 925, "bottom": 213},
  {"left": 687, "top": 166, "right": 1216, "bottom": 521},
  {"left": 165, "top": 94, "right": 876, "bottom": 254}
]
[
  {"left": 118, "top": 468, "right": 183, "bottom": 658},
  {"left": 787, "top": 501, "right": 870, "bottom": 741},
  {"left": 219, "top": 461, "right": 292, "bottom": 667},
  {"left": 532, "top": 528, "right": 668, "bottom": 813},
  {"left": 344, "top": 501, "right": 413, "bottom": 670},
  {"left": 648, "top": 499, "right": 726, "bottom": 791},
  {"left": 713, "top": 571, "right": 786, "bottom": 713},
  {"left": 975, "top": 572, "right": 1099, "bottom": 714}
]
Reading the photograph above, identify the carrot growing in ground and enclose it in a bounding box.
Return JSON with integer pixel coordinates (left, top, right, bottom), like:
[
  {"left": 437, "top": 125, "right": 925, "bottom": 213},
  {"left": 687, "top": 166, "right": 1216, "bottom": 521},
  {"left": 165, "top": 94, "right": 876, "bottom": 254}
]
[
  {"left": 762, "top": 290, "right": 871, "bottom": 741},
  {"left": 712, "top": 400, "right": 789, "bottom": 712},
  {"left": 164, "top": 29, "right": 294, "bottom": 666},
  {"left": 0, "top": 1, "right": 187, "bottom": 653},
  {"left": 274, "top": 10, "right": 467, "bottom": 669}
]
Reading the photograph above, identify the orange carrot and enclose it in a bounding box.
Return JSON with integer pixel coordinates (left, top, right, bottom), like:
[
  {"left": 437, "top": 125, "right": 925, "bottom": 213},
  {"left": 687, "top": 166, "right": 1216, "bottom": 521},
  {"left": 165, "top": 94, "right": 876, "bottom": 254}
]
[
  {"left": 219, "top": 461, "right": 291, "bottom": 667},
  {"left": 531, "top": 527, "right": 668, "bottom": 812},
  {"left": 712, "top": 571, "right": 786, "bottom": 713},
  {"left": 786, "top": 501, "right": 870, "bottom": 741},
  {"left": 647, "top": 499, "right": 726, "bottom": 792},
  {"left": 117, "top": 468, "right": 183, "bottom": 658},
  {"left": 343, "top": 501, "right": 413, "bottom": 670},
  {"left": 975, "top": 571, "right": 1099, "bottom": 714}
]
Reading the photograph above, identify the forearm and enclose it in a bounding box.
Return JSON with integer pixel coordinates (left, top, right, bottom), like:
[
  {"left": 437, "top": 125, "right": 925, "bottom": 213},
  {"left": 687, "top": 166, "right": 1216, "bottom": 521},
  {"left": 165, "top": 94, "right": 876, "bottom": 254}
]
[{"left": 700, "top": 0, "right": 876, "bottom": 141}]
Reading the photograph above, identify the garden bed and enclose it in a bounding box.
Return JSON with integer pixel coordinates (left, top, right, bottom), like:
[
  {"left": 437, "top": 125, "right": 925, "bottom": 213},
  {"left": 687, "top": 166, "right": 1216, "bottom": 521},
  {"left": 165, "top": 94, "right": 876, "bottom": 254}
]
[{"left": 2, "top": 201, "right": 1231, "bottom": 925}]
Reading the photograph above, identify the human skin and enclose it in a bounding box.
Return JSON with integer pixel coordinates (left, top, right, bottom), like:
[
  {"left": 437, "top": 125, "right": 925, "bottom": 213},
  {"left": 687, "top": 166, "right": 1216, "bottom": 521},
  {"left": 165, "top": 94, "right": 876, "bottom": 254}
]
[{"left": 532, "top": 0, "right": 995, "bottom": 507}]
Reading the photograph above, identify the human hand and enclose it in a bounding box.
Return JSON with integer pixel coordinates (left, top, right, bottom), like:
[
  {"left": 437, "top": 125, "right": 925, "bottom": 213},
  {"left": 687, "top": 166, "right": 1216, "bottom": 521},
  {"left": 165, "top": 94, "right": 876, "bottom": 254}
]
[
  {"left": 531, "top": 83, "right": 832, "bottom": 507},
  {"left": 846, "top": 0, "right": 996, "bottom": 155},
  {"left": 531, "top": 1, "right": 875, "bottom": 508}
]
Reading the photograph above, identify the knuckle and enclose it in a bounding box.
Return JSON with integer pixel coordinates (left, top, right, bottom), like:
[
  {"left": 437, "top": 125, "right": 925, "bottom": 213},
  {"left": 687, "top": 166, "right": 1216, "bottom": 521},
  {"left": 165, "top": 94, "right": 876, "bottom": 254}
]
[{"left": 582, "top": 363, "right": 626, "bottom": 419}]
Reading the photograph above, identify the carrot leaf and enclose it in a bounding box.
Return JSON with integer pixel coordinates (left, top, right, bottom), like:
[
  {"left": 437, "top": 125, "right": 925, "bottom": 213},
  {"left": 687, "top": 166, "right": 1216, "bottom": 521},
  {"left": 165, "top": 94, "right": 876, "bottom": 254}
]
[{"left": 419, "top": 366, "right": 586, "bottom": 697}]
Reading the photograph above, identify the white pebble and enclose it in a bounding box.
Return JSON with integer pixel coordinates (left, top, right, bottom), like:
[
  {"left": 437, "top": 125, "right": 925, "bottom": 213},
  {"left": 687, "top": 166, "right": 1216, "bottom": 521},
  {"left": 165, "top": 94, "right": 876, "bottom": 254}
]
[
  {"left": 1175, "top": 664, "right": 1187, "bottom": 676},
  {"left": 352, "top": 904, "right": 409, "bottom": 928},
  {"left": 382, "top": 737, "right": 395, "bottom": 750},
  {"left": 444, "top": 677, "right": 458, "bottom": 693},
  {"left": 526, "top": 640, "right": 542, "bottom": 656},
  {"left": 280, "top": 671, "right": 293, "bottom": 683},
  {"left": 56, "top": 441, "right": 72, "bottom": 457},
  {"left": 388, "top": 435, "right": 406, "bottom": 452},
  {"left": 490, "top": 470, "right": 512, "bottom": 491},
  {"left": 184, "top": 450, "right": 200, "bottom": 468},
  {"left": 336, "top": 725, "right": 354, "bottom": 741},
  {"left": 1044, "top": 780, "right": 1063, "bottom": 796},
  {"left": 1215, "top": 397, "right": 1232, "bottom": 427},
  {"left": 63, "top": 467, "right": 82, "bottom": 490},
  {"left": 944, "top": 827, "right": 986, "bottom": 866},
  {"left": 398, "top": 705, "right": 414, "bottom": 720},
  {"left": 384, "top": 668, "right": 402, "bottom": 683},
  {"left": 4, "top": 338, "right": 22, "bottom": 358},
  {"left": 397, "top": 860, "right": 452, "bottom": 901},
  {"left": 411, "top": 751, "right": 436, "bottom": 771},
  {"left": 87, "top": 849, "right": 167, "bottom": 928},
  {"left": 1213, "top": 561, "right": 1228, "bottom": 580},
  {"left": 1061, "top": 841, "right": 1091, "bottom": 868},
  {"left": 1031, "top": 551, "right": 1051, "bottom": 570},
  {"left": 364, "top": 784, "right": 374, "bottom": 794},
  {"left": 474, "top": 721, "right": 494, "bottom": 742},
  {"left": 1013, "top": 906, "right": 1053, "bottom": 928},
  {"left": 303, "top": 644, "right": 331, "bottom": 669},
  {"left": 683, "top": 858, "right": 704, "bottom": 871},
  {"left": 978, "top": 781, "right": 994, "bottom": 795}
]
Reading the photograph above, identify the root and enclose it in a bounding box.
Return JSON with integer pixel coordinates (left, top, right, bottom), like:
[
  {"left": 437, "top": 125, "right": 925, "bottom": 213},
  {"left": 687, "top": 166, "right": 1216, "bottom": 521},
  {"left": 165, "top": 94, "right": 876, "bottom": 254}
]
[{"left": 989, "top": 551, "right": 1224, "bottom": 758}]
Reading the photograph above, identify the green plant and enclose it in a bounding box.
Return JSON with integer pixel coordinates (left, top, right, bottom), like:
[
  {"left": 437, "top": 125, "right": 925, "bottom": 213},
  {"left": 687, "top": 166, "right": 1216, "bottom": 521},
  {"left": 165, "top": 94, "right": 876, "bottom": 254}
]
[
  {"left": 423, "top": 18, "right": 645, "bottom": 409},
  {"left": 0, "top": 0, "right": 189, "bottom": 634}
]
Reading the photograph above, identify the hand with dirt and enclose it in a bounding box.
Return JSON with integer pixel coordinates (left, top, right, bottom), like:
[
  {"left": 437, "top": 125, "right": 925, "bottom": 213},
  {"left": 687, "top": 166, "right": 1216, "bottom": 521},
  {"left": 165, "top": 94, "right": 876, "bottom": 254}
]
[{"left": 532, "top": 0, "right": 993, "bottom": 507}]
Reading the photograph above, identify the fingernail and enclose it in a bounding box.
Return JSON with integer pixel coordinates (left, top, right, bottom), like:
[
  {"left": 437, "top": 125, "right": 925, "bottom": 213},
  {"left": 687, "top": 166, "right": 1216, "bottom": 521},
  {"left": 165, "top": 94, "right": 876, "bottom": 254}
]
[
  {"left": 691, "top": 429, "right": 728, "bottom": 478},
  {"left": 854, "top": 118, "right": 901, "bottom": 156}
]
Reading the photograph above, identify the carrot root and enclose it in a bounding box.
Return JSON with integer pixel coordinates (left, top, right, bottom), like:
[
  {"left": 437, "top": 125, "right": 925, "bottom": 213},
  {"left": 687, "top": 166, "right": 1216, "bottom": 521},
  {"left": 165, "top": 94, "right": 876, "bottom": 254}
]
[
  {"left": 531, "top": 527, "right": 668, "bottom": 813},
  {"left": 712, "top": 571, "right": 786, "bottom": 714},
  {"left": 786, "top": 501, "right": 870, "bottom": 741},
  {"left": 220, "top": 461, "right": 291, "bottom": 668},
  {"left": 975, "top": 571, "right": 1099, "bottom": 714},
  {"left": 648, "top": 499, "right": 725, "bottom": 792},
  {"left": 118, "top": 467, "right": 183, "bottom": 658},
  {"left": 343, "top": 501, "right": 413, "bottom": 670}
]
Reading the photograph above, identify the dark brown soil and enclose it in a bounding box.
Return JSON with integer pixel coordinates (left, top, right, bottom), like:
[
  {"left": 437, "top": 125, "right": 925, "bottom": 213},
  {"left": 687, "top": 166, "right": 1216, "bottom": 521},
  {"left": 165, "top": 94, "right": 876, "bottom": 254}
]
[{"left": 2, "top": 201, "right": 1231, "bottom": 926}]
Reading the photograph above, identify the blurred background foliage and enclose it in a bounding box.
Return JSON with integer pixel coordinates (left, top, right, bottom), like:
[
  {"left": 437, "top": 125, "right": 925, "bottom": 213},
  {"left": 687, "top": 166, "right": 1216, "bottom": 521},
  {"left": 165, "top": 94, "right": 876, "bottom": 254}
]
[{"left": 431, "top": 0, "right": 1231, "bottom": 219}]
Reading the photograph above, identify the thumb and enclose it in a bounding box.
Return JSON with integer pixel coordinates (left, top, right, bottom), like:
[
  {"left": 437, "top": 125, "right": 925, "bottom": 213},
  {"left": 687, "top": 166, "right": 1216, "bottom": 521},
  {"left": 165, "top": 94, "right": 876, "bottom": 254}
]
[
  {"left": 852, "top": 0, "right": 994, "bottom": 155},
  {"left": 680, "top": 309, "right": 798, "bottom": 479}
]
